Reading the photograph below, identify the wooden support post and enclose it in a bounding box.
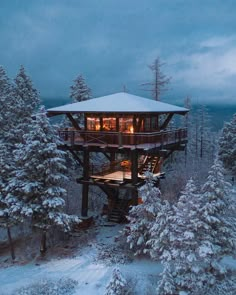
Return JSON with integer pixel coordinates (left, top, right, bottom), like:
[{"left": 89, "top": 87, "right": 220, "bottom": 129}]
[
  {"left": 131, "top": 149, "right": 138, "bottom": 205},
  {"left": 133, "top": 115, "right": 137, "bottom": 132},
  {"left": 116, "top": 118, "right": 119, "bottom": 132},
  {"left": 82, "top": 148, "right": 89, "bottom": 217},
  {"left": 84, "top": 114, "right": 87, "bottom": 130},
  {"left": 100, "top": 117, "right": 103, "bottom": 131}
]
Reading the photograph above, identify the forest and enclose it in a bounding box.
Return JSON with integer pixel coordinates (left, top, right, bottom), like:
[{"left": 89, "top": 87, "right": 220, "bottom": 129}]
[{"left": 0, "top": 65, "right": 236, "bottom": 295}]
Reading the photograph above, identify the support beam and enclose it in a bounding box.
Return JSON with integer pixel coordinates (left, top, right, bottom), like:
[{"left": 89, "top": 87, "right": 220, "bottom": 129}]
[
  {"left": 81, "top": 148, "right": 89, "bottom": 217},
  {"left": 66, "top": 113, "right": 81, "bottom": 130},
  {"left": 160, "top": 113, "right": 174, "bottom": 130}
]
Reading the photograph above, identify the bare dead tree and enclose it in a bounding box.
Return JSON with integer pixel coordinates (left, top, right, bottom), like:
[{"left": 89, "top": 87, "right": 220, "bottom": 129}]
[{"left": 141, "top": 57, "right": 171, "bottom": 101}]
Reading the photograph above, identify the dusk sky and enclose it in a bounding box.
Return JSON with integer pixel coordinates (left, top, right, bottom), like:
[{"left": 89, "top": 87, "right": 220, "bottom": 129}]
[{"left": 1, "top": 0, "right": 236, "bottom": 105}]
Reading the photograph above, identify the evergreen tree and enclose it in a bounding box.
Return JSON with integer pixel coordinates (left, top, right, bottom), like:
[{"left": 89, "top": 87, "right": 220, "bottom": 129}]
[
  {"left": 219, "top": 114, "right": 236, "bottom": 175},
  {"left": 200, "top": 158, "right": 236, "bottom": 274},
  {"left": 157, "top": 263, "right": 178, "bottom": 295},
  {"left": 0, "top": 66, "right": 15, "bottom": 135},
  {"left": 156, "top": 162, "right": 236, "bottom": 295},
  {"left": 5, "top": 109, "right": 80, "bottom": 253},
  {"left": 14, "top": 65, "right": 40, "bottom": 119},
  {"left": 105, "top": 268, "right": 130, "bottom": 295},
  {"left": 124, "top": 172, "right": 162, "bottom": 256},
  {"left": 156, "top": 179, "right": 213, "bottom": 294},
  {"left": 0, "top": 66, "right": 19, "bottom": 260},
  {"left": 146, "top": 198, "right": 172, "bottom": 260},
  {"left": 70, "top": 74, "right": 91, "bottom": 103}
]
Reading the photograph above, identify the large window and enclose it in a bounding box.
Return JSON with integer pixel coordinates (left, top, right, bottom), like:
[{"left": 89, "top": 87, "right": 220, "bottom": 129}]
[
  {"left": 103, "top": 117, "right": 116, "bottom": 131},
  {"left": 87, "top": 117, "right": 101, "bottom": 131},
  {"left": 119, "top": 117, "right": 134, "bottom": 133}
]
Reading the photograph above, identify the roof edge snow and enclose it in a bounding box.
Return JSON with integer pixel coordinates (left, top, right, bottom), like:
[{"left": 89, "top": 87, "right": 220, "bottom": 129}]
[{"left": 47, "top": 92, "right": 189, "bottom": 115}]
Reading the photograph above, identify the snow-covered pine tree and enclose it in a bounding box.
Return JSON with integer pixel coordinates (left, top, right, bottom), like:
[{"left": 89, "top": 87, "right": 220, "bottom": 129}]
[
  {"left": 200, "top": 158, "right": 236, "bottom": 277},
  {"left": 70, "top": 74, "right": 91, "bottom": 103},
  {"left": 124, "top": 171, "right": 162, "bottom": 256},
  {"left": 157, "top": 263, "right": 178, "bottom": 295},
  {"left": 0, "top": 66, "right": 20, "bottom": 260},
  {"left": 2, "top": 65, "right": 40, "bottom": 146},
  {"left": 68, "top": 74, "right": 91, "bottom": 126},
  {"left": 156, "top": 179, "right": 214, "bottom": 294},
  {"left": 219, "top": 114, "right": 236, "bottom": 175},
  {"left": 105, "top": 268, "right": 130, "bottom": 295},
  {"left": 14, "top": 65, "right": 40, "bottom": 119},
  {"left": 145, "top": 198, "right": 172, "bottom": 260},
  {"left": 5, "top": 108, "right": 80, "bottom": 253},
  {"left": 0, "top": 65, "right": 15, "bottom": 135}
]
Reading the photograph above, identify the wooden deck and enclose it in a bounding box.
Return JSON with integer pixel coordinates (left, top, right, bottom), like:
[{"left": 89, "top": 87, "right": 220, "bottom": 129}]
[{"left": 90, "top": 170, "right": 163, "bottom": 181}]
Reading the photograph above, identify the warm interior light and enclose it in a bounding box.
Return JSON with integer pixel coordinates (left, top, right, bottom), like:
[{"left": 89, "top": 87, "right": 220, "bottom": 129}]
[{"left": 129, "top": 126, "right": 134, "bottom": 133}]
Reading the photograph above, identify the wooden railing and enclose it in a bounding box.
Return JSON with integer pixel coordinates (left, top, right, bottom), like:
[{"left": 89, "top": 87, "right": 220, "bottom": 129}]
[{"left": 58, "top": 128, "right": 187, "bottom": 147}]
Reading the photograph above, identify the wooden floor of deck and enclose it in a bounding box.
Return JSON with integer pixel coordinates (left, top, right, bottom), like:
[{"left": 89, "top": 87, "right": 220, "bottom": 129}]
[{"left": 90, "top": 170, "right": 162, "bottom": 181}]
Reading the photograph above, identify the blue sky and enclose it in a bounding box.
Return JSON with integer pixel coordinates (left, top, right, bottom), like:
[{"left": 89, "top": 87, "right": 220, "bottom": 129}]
[{"left": 1, "top": 0, "right": 236, "bottom": 104}]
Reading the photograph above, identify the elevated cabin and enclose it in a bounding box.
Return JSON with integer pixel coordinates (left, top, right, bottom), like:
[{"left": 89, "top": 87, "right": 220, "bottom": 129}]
[{"left": 47, "top": 92, "right": 188, "bottom": 221}]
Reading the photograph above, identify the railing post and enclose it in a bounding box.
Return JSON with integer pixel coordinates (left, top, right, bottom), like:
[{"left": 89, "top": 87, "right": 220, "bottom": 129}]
[{"left": 118, "top": 132, "right": 122, "bottom": 147}]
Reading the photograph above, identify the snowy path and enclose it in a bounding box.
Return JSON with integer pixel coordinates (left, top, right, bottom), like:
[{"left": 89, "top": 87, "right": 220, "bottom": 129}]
[{"left": 0, "top": 225, "right": 162, "bottom": 295}]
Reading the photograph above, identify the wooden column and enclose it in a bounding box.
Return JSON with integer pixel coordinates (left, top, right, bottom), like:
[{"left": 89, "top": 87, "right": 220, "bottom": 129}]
[
  {"left": 116, "top": 118, "right": 119, "bottom": 132},
  {"left": 82, "top": 148, "right": 89, "bottom": 217},
  {"left": 84, "top": 114, "right": 87, "bottom": 130},
  {"left": 133, "top": 115, "right": 137, "bottom": 132},
  {"left": 100, "top": 117, "right": 103, "bottom": 131},
  {"left": 131, "top": 149, "right": 138, "bottom": 205}
]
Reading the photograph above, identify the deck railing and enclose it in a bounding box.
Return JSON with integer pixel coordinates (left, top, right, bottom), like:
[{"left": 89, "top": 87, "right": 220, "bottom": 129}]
[{"left": 58, "top": 128, "right": 187, "bottom": 147}]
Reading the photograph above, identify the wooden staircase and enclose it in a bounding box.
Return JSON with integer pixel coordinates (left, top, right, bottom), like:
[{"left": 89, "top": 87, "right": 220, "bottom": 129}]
[
  {"left": 108, "top": 198, "right": 130, "bottom": 223},
  {"left": 139, "top": 156, "right": 159, "bottom": 175}
]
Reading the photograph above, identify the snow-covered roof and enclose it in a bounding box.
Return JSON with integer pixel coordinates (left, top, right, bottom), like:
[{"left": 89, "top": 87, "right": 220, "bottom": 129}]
[{"left": 47, "top": 92, "right": 188, "bottom": 115}]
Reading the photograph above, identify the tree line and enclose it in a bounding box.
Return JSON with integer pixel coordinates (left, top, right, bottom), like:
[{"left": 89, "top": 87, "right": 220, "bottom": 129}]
[{"left": 0, "top": 65, "right": 81, "bottom": 259}]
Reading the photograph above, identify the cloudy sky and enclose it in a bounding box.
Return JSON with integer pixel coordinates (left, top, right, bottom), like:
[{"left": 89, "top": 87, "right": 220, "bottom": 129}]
[{"left": 1, "top": 0, "right": 236, "bottom": 104}]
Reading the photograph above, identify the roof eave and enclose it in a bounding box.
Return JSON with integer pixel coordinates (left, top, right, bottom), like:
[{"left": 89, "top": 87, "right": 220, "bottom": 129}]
[{"left": 47, "top": 110, "right": 189, "bottom": 116}]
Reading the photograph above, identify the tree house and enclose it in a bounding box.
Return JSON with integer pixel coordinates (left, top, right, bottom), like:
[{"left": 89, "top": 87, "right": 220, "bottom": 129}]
[{"left": 47, "top": 92, "right": 188, "bottom": 220}]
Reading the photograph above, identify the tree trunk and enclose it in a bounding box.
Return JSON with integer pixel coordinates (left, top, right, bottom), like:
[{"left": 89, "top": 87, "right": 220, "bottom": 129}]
[
  {"left": 40, "top": 230, "right": 47, "bottom": 254},
  {"left": 7, "top": 226, "right": 15, "bottom": 261}
]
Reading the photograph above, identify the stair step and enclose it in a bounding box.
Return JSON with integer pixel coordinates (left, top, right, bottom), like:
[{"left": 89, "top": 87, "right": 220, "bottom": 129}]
[{"left": 108, "top": 218, "right": 120, "bottom": 222}]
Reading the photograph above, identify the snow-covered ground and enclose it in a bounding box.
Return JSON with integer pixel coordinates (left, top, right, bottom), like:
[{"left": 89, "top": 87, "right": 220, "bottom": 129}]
[
  {"left": 0, "top": 224, "right": 162, "bottom": 295},
  {"left": 0, "top": 222, "right": 236, "bottom": 295}
]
